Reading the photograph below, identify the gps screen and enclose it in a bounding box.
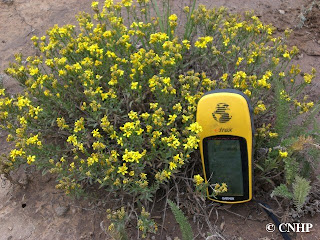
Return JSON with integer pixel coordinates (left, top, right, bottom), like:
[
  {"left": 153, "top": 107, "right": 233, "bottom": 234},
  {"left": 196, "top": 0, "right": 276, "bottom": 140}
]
[{"left": 206, "top": 138, "right": 244, "bottom": 196}]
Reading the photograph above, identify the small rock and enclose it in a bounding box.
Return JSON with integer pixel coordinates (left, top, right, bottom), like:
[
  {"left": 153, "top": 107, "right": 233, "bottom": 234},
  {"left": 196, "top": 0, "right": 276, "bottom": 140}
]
[
  {"left": 7, "top": 236, "right": 13, "bottom": 240},
  {"left": 71, "top": 208, "right": 76, "bottom": 214},
  {"left": 220, "top": 221, "right": 225, "bottom": 230},
  {"left": 298, "top": 54, "right": 304, "bottom": 59},
  {"left": 279, "top": 9, "right": 285, "bottom": 14},
  {"left": 8, "top": 226, "right": 13, "bottom": 231},
  {"left": 206, "top": 235, "right": 219, "bottom": 240},
  {"left": 317, "top": 40, "right": 320, "bottom": 45},
  {"left": 55, "top": 205, "right": 69, "bottom": 216}
]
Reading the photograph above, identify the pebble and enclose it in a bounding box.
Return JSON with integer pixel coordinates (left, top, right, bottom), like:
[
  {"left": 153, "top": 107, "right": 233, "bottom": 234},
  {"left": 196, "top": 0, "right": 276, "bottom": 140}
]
[
  {"left": 206, "top": 236, "right": 218, "bottom": 240},
  {"left": 18, "top": 172, "right": 28, "bottom": 186},
  {"left": 8, "top": 226, "right": 13, "bottom": 231},
  {"left": 55, "top": 205, "right": 69, "bottom": 216},
  {"left": 279, "top": 9, "right": 285, "bottom": 14}
]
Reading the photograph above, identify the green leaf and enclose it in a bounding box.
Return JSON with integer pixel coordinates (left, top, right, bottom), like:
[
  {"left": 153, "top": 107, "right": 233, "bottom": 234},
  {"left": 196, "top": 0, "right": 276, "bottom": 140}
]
[
  {"left": 167, "top": 200, "right": 194, "bottom": 240},
  {"left": 292, "top": 176, "right": 311, "bottom": 211},
  {"left": 271, "top": 184, "right": 293, "bottom": 199}
]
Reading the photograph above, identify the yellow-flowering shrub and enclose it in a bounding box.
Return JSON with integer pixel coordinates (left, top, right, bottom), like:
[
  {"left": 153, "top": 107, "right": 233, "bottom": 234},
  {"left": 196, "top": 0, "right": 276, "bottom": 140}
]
[{"left": 1, "top": 0, "right": 319, "bottom": 237}]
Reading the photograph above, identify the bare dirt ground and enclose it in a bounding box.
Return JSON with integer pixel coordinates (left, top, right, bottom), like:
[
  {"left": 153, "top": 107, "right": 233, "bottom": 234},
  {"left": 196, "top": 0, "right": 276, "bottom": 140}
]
[{"left": 0, "top": 0, "right": 320, "bottom": 239}]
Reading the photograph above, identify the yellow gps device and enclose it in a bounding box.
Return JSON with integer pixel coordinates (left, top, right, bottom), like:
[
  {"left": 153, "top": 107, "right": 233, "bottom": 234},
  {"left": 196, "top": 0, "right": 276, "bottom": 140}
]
[{"left": 196, "top": 89, "right": 254, "bottom": 204}]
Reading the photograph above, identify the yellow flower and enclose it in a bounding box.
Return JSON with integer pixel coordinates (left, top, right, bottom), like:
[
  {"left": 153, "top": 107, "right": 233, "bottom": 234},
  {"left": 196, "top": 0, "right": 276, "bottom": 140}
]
[
  {"left": 117, "top": 163, "right": 128, "bottom": 175},
  {"left": 183, "top": 135, "right": 199, "bottom": 150},
  {"left": 168, "top": 14, "right": 178, "bottom": 21},
  {"left": 140, "top": 112, "right": 150, "bottom": 120},
  {"left": 122, "top": 0, "right": 132, "bottom": 7},
  {"left": 128, "top": 111, "right": 138, "bottom": 120},
  {"left": 67, "top": 134, "right": 78, "bottom": 146},
  {"left": 6, "top": 134, "right": 14, "bottom": 142},
  {"left": 87, "top": 154, "right": 99, "bottom": 166},
  {"left": 303, "top": 73, "right": 313, "bottom": 84},
  {"left": 244, "top": 89, "right": 251, "bottom": 97},
  {"left": 283, "top": 51, "right": 291, "bottom": 59},
  {"left": 272, "top": 57, "right": 279, "bottom": 65},
  {"left": 91, "top": 1, "right": 99, "bottom": 9},
  {"left": 131, "top": 82, "right": 138, "bottom": 90},
  {"left": 169, "top": 161, "right": 177, "bottom": 170},
  {"left": 29, "top": 67, "right": 39, "bottom": 76},
  {"left": 182, "top": 40, "right": 190, "bottom": 49},
  {"left": 167, "top": 114, "right": 177, "bottom": 125},
  {"left": 168, "top": 14, "right": 178, "bottom": 27},
  {"left": 57, "top": 117, "right": 69, "bottom": 129},
  {"left": 74, "top": 117, "right": 85, "bottom": 132},
  {"left": 27, "top": 155, "right": 36, "bottom": 165},
  {"left": 149, "top": 32, "right": 169, "bottom": 44},
  {"left": 122, "top": 149, "right": 145, "bottom": 163},
  {"left": 223, "top": 37, "right": 230, "bottom": 46},
  {"left": 221, "top": 73, "right": 228, "bottom": 81},
  {"left": 195, "top": 36, "right": 213, "bottom": 48},
  {"left": 92, "top": 129, "right": 102, "bottom": 138},
  {"left": 194, "top": 174, "right": 204, "bottom": 185},
  {"left": 279, "top": 150, "right": 288, "bottom": 158},
  {"left": 10, "top": 148, "right": 25, "bottom": 160},
  {"left": 16, "top": 96, "right": 31, "bottom": 110},
  {"left": 269, "top": 132, "right": 278, "bottom": 138},
  {"left": 92, "top": 141, "right": 106, "bottom": 150},
  {"left": 172, "top": 103, "right": 182, "bottom": 112},
  {"left": 136, "top": 128, "right": 144, "bottom": 135},
  {"left": 187, "top": 122, "right": 203, "bottom": 134},
  {"left": 163, "top": 170, "right": 171, "bottom": 179},
  {"left": 117, "top": 137, "right": 124, "bottom": 146},
  {"left": 254, "top": 101, "right": 267, "bottom": 114},
  {"left": 70, "top": 162, "right": 75, "bottom": 169},
  {"left": 26, "top": 134, "right": 39, "bottom": 145},
  {"left": 216, "top": 183, "right": 228, "bottom": 193},
  {"left": 236, "top": 57, "right": 243, "bottom": 66},
  {"left": 150, "top": 102, "right": 158, "bottom": 109}
]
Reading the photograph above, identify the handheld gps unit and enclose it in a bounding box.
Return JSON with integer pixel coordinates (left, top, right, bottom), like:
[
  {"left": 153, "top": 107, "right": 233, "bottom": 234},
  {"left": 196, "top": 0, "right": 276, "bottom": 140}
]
[{"left": 196, "top": 89, "right": 254, "bottom": 204}]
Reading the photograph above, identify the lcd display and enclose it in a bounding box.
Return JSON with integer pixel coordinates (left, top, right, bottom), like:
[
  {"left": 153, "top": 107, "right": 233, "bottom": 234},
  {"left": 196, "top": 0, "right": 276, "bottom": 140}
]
[{"left": 206, "top": 138, "right": 244, "bottom": 196}]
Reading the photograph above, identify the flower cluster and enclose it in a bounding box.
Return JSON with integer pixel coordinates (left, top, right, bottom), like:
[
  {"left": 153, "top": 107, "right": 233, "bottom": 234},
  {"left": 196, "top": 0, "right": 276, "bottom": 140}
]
[{"left": 1, "top": 0, "right": 318, "bottom": 237}]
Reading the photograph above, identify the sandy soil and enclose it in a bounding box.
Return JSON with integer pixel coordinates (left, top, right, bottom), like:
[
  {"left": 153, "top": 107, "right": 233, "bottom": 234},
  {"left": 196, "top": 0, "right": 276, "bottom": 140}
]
[{"left": 0, "top": 0, "right": 320, "bottom": 239}]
